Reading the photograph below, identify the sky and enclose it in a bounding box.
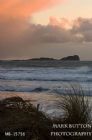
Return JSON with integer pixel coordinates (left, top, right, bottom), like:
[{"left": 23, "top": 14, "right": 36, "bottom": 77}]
[{"left": 0, "top": 0, "right": 92, "bottom": 60}]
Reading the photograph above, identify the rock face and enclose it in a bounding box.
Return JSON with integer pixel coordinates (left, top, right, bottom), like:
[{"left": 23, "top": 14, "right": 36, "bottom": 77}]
[
  {"left": 31, "top": 57, "right": 55, "bottom": 61},
  {"left": 61, "top": 55, "right": 80, "bottom": 61}
]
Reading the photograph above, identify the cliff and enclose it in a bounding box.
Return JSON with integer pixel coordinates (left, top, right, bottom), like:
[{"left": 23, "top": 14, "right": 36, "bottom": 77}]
[{"left": 61, "top": 55, "right": 80, "bottom": 61}]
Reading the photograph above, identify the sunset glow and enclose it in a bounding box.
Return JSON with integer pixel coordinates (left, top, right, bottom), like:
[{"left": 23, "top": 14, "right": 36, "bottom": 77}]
[
  {"left": 0, "top": 0, "right": 63, "bottom": 18},
  {"left": 0, "top": 0, "right": 92, "bottom": 60}
]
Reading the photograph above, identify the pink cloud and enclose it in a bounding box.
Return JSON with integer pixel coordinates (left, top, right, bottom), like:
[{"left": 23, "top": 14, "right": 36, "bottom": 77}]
[
  {"left": 0, "top": 0, "right": 63, "bottom": 18},
  {"left": 49, "top": 17, "right": 72, "bottom": 29}
]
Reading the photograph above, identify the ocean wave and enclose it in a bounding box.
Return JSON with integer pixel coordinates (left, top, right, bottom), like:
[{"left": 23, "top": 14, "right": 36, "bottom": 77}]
[
  {"left": 0, "top": 83, "right": 92, "bottom": 96},
  {"left": 0, "top": 76, "right": 92, "bottom": 82},
  {"left": 75, "top": 66, "right": 92, "bottom": 74},
  {"left": 0, "top": 66, "right": 92, "bottom": 95},
  {"left": 0, "top": 86, "right": 50, "bottom": 93}
]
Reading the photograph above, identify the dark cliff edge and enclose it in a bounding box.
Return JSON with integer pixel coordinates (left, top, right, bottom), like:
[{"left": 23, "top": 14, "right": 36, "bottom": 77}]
[
  {"left": 61, "top": 55, "right": 80, "bottom": 61},
  {"left": 30, "top": 55, "right": 80, "bottom": 61},
  {"left": 0, "top": 55, "right": 82, "bottom": 67},
  {"left": 31, "top": 57, "right": 55, "bottom": 61}
]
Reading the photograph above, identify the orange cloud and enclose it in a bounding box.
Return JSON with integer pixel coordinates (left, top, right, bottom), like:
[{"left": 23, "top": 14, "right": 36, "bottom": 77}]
[{"left": 0, "top": 0, "right": 63, "bottom": 18}]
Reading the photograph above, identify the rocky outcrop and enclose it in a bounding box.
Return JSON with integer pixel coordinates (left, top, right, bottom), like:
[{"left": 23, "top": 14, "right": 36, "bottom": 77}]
[
  {"left": 61, "top": 55, "right": 80, "bottom": 61},
  {"left": 31, "top": 57, "right": 55, "bottom": 61}
]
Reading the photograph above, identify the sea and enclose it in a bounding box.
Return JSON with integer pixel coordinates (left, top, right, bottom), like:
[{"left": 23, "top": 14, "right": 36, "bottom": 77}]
[{"left": 0, "top": 61, "right": 92, "bottom": 117}]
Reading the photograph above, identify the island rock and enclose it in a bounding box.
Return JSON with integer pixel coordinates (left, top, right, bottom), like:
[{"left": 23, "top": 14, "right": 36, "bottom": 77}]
[{"left": 61, "top": 55, "right": 80, "bottom": 61}]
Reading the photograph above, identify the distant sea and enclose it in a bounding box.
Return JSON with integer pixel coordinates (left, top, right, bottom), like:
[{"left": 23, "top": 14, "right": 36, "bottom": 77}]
[{"left": 0, "top": 61, "right": 92, "bottom": 117}]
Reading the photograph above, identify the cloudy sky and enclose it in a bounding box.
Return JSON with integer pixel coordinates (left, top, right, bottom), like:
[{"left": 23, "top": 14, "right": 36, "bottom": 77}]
[{"left": 0, "top": 0, "right": 92, "bottom": 60}]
